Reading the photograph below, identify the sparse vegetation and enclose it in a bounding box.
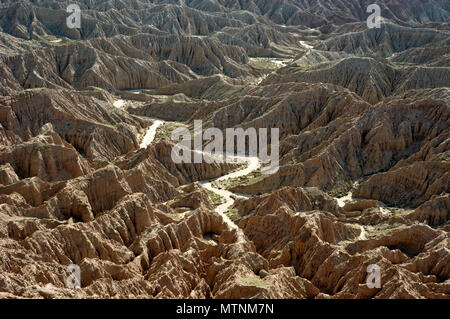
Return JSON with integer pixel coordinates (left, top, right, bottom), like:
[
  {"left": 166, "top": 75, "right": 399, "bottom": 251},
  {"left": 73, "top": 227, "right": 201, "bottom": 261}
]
[
  {"left": 154, "top": 122, "right": 188, "bottom": 142},
  {"left": 225, "top": 208, "right": 241, "bottom": 223},
  {"left": 41, "top": 34, "right": 72, "bottom": 45},
  {"left": 41, "top": 34, "right": 57, "bottom": 41},
  {"left": 365, "top": 223, "right": 406, "bottom": 239},
  {"left": 248, "top": 58, "right": 279, "bottom": 70},
  {"left": 236, "top": 274, "right": 269, "bottom": 288},
  {"left": 387, "top": 207, "right": 414, "bottom": 218},
  {"left": 207, "top": 190, "right": 225, "bottom": 206},
  {"left": 203, "top": 81, "right": 245, "bottom": 100},
  {"left": 225, "top": 168, "right": 264, "bottom": 190},
  {"left": 328, "top": 190, "right": 348, "bottom": 198},
  {"left": 165, "top": 95, "right": 175, "bottom": 102}
]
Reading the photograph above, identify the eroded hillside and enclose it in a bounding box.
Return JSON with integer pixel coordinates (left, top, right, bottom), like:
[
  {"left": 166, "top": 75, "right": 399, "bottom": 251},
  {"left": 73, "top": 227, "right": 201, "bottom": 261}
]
[{"left": 0, "top": 0, "right": 448, "bottom": 299}]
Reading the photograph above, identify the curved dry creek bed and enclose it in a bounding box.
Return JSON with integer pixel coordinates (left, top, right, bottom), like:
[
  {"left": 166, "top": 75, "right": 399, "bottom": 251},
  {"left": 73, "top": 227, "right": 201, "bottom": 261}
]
[
  {"left": 115, "top": 102, "right": 261, "bottom": 239},
  {"left": 336, "top": 182, "right": 393, "bottom": 240},
  {"left": 199, "top": 151, "right": 260, "bottom": 240},
  {"left": 115, "top": 97, "right": 375, "bottom": 241}
]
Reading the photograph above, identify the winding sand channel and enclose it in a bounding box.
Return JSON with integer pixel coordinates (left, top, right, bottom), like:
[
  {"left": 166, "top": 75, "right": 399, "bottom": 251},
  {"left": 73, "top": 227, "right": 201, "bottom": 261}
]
[
  {"left": 140, "top": 118, "right": 164, "bottom": 148},
  {"left": 137, "top": 116, "right": 262, "bottom": 236}
]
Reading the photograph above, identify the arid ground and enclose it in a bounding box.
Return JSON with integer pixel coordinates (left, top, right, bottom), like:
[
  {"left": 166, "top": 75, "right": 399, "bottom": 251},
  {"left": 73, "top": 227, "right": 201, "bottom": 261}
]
[{"left": 0, "top": 0, "right": 449, "bottom": 299}]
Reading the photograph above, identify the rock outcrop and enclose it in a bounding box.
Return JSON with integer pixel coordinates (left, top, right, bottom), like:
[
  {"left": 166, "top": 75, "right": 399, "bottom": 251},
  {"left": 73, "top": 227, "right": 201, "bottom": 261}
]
[
  {"left": 233, "top": 187, "right": 450, "bottom": 298},
  {"left": 0, "top": 88, "right": 148, "bottom": 161}
]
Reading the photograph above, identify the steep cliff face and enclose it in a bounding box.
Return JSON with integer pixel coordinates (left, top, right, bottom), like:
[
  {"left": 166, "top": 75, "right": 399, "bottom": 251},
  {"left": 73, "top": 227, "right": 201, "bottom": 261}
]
[
  {"left": 230, "top": 186, "right": 449, "bottom": 298},
  {"left": 0, "top": 88, "right": 150, "bottom": 161},
  {"left": 3, "top": 0, "right": 447, "bottom": 41},
  {"left": 3, "top": 181, "right": 447, "bottom": 299},
  {"left": 0, "top": 34, "right": 259, "bottom": 93},
  {"left": 264, "top": 57, "right": 450, "bottom": 104},
  {"left": 316, "top": 23, "right": 449, "bottom": 57},
  {"left": 0, "top": 181, "right": 322, "bottom": 299},
  {"left": 134, "top": 82, "right": 448, "bottom": 207},
  {"left": 260, "top": 23, "right": 450, "bottom": 104},
  {"left": 0, "top": 123, "right": 92, "bottom": 182},
  {"left": 228, "top": 88, "right": 449, "bottom": 201}
]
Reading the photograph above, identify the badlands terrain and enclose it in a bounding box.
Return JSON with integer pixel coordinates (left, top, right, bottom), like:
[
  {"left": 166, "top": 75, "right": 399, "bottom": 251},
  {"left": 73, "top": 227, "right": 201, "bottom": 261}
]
[{"left": 0, "top": 0, "right": 449, "bottom": 299}]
